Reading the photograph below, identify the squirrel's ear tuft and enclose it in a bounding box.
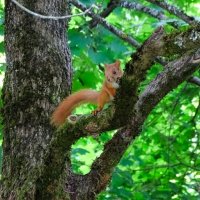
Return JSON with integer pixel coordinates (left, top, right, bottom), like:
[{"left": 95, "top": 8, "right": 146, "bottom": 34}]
[
  {"left": 104, "top": 63, "right": 109, "bottom": 68},
  {"left": 115, "top": 60, "right": 121, "bottom": 67}
]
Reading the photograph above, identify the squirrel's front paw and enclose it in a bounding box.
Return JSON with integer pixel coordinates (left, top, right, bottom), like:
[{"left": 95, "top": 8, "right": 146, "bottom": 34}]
[{"left": 92, "top": 109, "right": 101, "bottom": 116}]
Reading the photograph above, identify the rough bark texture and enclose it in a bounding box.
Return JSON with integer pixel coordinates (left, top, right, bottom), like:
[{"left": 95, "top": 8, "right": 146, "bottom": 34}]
[
  {"left": 1, "top": 0, "right": 200, "bottom": 199},
  {"left": 1, "top": 0, "right": 71, "bottom": 199}
]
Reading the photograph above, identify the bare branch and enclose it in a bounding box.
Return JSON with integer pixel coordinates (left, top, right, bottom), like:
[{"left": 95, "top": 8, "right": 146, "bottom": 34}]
[
  {"left": 120, "top": 0, "right": 180, "bottom": 28},
  {"left": 146, "top": 0, "right": 199, "bottom": 26},
  {"left": 89, "top": 0, "right": 166, "bottom": 28},
  {"left": 120, "top": 0, "right": 165, "bottom": 20},
  {"left": 71, "top": 0, "right": 140, "bottom": 48},
  {"left": 89, "top": 0, "right": 120, "bottom": 28},
  {"left": 136, "top": 51, "right": 200, "bottom": 118}
]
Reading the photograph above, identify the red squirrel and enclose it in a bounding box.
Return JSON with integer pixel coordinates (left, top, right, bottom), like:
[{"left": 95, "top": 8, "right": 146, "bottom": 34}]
[{"left": 51, "top": 60, "right": 123, "bottom": 127}]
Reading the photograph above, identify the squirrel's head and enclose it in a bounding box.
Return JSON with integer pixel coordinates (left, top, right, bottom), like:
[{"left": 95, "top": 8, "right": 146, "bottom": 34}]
[{"left": 105, "top": 60, "right": 123, "bottom": 88}]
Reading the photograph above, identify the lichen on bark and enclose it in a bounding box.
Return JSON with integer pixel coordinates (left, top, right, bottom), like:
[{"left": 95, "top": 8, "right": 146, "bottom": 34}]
[
  {"left": 1, "top": 0, "right": 200, "bottom": 199},
  {"left": 1, "top": 0, "right": 72, "bottom": 199}
]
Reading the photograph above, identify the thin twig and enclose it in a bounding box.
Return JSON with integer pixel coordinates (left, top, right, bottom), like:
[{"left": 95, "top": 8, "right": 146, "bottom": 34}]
[
  {"left": 90, "top": 0, "right": 120, "bottom": 28},
  {"left": 71, "top": 0, "right": 140, "bottom": 48}
]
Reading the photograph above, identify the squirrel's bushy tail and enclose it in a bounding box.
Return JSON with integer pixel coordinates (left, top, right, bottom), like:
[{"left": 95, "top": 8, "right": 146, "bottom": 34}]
[{"left": 51, "top": 89, "right": 99, "bottom": 127}]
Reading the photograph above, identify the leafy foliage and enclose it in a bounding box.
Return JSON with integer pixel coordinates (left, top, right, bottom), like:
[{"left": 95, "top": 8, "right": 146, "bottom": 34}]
[{"left": 0, "top": 0, "right": 200, "bottom": 199}]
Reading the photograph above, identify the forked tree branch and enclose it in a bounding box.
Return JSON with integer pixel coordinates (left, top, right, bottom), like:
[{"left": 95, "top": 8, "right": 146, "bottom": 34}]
[
  {"left": 64, "top": 2, "right": 200, "bottom": 198},
  {"left": 40, "top": 26, "right": 200, "bottom": 194},
  {"left": 61, "top": 26, "right": 200, "bottom": 141},
  {"left": 83, "top": 50, "right": 200, "bottom": 195},
  {"left": 39, "top": 27, "right": 164, "bottom": 193}
]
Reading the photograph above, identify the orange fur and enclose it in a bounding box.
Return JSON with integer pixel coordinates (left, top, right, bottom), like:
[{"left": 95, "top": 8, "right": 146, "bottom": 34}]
[{"left": 51, "top": 60, "right": 123, "bottom": 127}]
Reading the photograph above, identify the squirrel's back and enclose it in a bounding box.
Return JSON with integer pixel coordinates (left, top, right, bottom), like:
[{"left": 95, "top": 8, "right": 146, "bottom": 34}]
[{"left": 51, "top": 89, "right": 99, "bottom": 127}]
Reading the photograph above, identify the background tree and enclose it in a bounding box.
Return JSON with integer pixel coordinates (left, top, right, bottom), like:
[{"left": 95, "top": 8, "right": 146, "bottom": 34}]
[{"left": 0, "top": 0, "right": 199, "bottom": 199}]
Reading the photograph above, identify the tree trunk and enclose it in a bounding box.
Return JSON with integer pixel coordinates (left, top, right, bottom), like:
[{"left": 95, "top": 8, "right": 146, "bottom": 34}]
[
  {"left": 1, "top": 0, "right": 200, "bottom": 199},
  {"left": 1, "top": 0, "right": 72, "bottom": 198}
]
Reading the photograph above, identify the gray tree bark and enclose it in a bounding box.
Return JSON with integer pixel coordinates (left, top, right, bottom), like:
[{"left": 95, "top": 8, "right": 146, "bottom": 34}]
[
  {"left": 1, "top": 0, "right": 200, "bottom": 200},
  {"left": 1, "top": 0, "right": 72, "bottom": 199}
]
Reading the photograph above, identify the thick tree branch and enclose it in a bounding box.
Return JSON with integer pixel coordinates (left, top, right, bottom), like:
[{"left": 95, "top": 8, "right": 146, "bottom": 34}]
[
  {"left": 50, "top": 26, "right": 200, "bottom": 149},
  {"left": 146, "top": 0, "right": 200, "bottom": 26},
  {"left": 85, "top": 50, "right": 200, "bottom": 195},
  {"left": 39, "top": 17, "right": 200, "bottom": 196},
  {"left": 41, "top": 26, "right": 200, "bottom": 195},
  {"left": 64, "top": 26, "right": 200, "bottom": 136},
  {"left": 39, "top": 27, "right": 164, "bottom": 194},
  {"left": 157, "top": 27, "right": 200, "bottom": 56}
]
